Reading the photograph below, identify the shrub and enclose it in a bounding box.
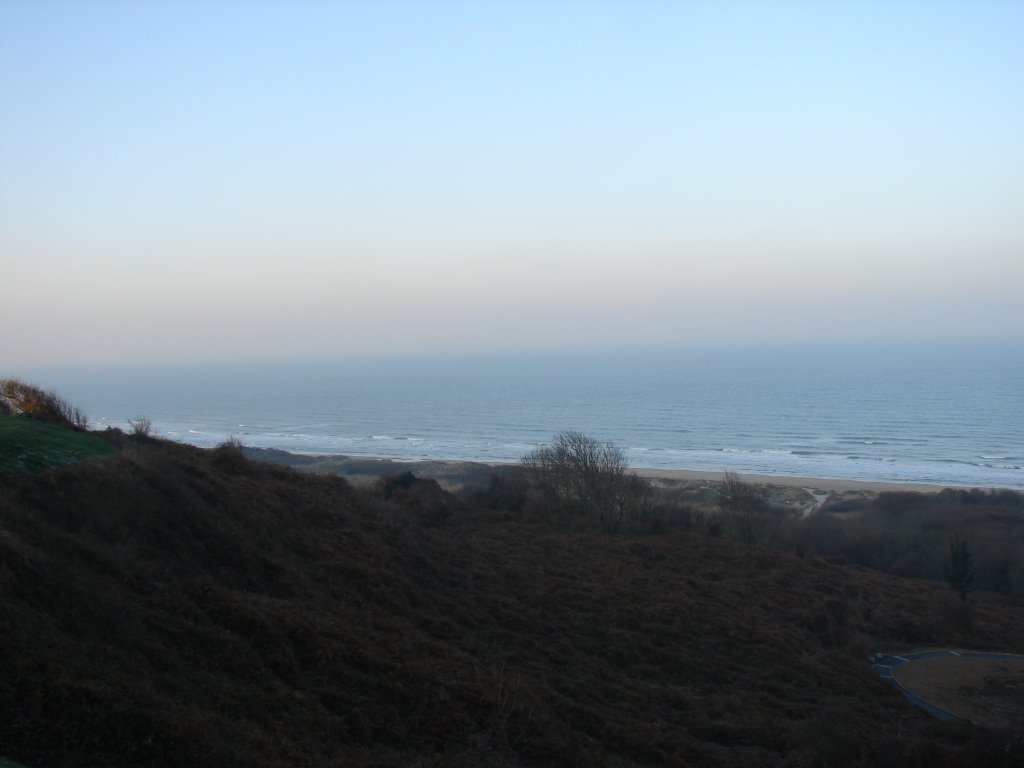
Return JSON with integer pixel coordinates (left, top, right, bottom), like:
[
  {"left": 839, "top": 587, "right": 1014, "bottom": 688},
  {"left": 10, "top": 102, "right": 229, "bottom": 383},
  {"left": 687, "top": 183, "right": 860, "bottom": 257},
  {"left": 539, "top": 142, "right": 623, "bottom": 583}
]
[
  {"left": 647, "top": 500, "right": 699, "bottom": 533},
  {"left": 472, "top": 474, "right": 530, "bottom": 511},
  {"left": 210, "top": 436, "right": 248, "bottom": 473},
  {"left": 775, "top": 489, "right": 1024, "bottom": 597},
  {"left": 938, "top": 487, "right": 1024, "bottom": 509},
  {"left": 0, "top": 377, "right": 88, "bottom": 429},
  {"left": 128, "top": 417, "right": 153, "bottom": 437},
  {"left": 521, "top": 431, "right": 652, "bottom": 530},
  {"left": 875, "top": 491, "right": 929, "bottom": 514},
  {"left": 374, "top": 471, "right": 456, "bottom": 527},
  {"left": 943, "top": 534, "right": 976, "bottom": 601},
  {"left": 718, "top": 471, "right": 771, "bottom": 544},
  {"left": 214, "top": 435, "right": 246, "bottom": 452}
]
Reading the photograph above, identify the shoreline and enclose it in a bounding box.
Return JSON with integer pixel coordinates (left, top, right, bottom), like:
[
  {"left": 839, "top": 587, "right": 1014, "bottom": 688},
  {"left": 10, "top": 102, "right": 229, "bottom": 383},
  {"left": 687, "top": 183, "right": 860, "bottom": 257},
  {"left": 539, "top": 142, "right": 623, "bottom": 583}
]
[
  {"left": 630, "top": 467, "right": 955, "bottom": 493},
  {"left": 243, "top": 448, "right": 992, "bottom": 494}
]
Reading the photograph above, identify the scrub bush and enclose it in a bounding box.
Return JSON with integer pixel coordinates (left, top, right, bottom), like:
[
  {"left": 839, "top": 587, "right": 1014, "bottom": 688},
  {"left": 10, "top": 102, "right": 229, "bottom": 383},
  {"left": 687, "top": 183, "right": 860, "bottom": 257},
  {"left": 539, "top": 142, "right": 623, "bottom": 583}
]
[{"left": 0, "top": 378, "right": 88, "bottom": 429}]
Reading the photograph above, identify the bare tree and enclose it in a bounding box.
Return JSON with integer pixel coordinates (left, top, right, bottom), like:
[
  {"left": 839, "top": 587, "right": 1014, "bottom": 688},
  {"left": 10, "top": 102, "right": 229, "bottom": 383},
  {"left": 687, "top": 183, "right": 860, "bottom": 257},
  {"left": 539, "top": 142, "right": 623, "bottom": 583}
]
[
  {"left": 128, "top": 417, "right": 153, "bottom": 437},
  {"left": 522, "top": 431, "right": 651, "bottom": 529},
  {"left": 0, "top": 378, "right": 88, "bottom": 430},
  {"left": 718, "top": 471, "right": 771, "bottom": 544}
]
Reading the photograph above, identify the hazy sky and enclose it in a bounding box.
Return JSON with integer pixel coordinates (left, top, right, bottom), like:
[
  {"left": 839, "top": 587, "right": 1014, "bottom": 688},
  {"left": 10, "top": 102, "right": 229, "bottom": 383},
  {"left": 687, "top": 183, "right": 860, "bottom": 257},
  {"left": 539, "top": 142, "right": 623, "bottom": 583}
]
[{"left": 2, "top": 1, "right": 1022, "bottom": 366}]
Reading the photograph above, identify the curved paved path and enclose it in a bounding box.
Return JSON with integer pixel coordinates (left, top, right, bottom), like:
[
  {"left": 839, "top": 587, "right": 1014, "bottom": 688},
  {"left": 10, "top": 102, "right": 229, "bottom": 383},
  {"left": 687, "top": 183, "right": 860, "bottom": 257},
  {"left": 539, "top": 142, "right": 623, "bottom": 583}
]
[{"left": 870, "top": 649, "right": 1024, "bottom": 722}]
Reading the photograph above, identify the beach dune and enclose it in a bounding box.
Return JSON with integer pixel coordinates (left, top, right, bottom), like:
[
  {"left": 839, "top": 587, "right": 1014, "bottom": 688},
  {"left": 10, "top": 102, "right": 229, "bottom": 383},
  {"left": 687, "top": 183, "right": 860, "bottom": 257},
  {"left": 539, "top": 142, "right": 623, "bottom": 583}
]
[{"left": 631, "top": 467, "right": 955, "bottom": 494}]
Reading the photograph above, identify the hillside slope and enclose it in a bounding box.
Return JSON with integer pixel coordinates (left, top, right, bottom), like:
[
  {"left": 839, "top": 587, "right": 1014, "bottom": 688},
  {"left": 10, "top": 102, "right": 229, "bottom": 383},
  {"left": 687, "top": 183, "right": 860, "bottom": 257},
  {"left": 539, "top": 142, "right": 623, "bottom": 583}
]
[
  {"left": 1, "top": 436, "right": 1022, "bottom": 767},
  {"left": 0, "top": 415, "right": 115, "bottom": 472}
]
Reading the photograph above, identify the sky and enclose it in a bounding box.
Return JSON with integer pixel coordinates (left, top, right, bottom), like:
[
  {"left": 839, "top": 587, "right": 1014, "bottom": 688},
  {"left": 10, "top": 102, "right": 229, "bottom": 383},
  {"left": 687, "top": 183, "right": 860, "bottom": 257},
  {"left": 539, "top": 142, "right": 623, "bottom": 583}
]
[{"left": 2, "top": 1, "right": 1022, "bottom": 366}]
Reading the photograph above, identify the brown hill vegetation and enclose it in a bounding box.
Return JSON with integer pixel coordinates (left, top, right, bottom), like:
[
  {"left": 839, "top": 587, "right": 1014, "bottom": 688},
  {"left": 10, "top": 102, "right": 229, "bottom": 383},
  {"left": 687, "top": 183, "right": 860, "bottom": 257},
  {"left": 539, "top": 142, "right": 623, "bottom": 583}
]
[
  {"left": 2, "top": 434, "right": 1023, "bottom": 767},
  {"left": 781, "top": 489, "right": 1024, "bottom": 597}
]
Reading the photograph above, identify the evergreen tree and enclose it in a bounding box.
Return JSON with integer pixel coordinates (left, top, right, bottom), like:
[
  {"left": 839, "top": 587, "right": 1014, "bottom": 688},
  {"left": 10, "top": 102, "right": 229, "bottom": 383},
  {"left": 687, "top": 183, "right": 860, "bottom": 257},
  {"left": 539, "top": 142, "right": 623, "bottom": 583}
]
[{"left": 943, "top": 534, "right": 975, "bottom": 601}]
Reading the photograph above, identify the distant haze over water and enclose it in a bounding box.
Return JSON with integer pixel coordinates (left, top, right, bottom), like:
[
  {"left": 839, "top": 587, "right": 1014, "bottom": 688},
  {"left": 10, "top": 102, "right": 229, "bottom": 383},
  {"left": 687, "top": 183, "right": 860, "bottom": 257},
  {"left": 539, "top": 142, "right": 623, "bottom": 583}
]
[{"left": 20, "top": 342, "right": 1024, "bottom": 488}]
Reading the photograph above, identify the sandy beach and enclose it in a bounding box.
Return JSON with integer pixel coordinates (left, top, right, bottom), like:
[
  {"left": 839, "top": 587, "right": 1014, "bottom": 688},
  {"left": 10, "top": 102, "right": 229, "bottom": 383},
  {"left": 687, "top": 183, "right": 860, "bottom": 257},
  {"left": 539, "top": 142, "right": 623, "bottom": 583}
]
[
  {"left": 631, "top": 467, "right": 956, "bottom": 493},
  {"left": 244, "top": 449, "right": 970, "bottom": 495}
]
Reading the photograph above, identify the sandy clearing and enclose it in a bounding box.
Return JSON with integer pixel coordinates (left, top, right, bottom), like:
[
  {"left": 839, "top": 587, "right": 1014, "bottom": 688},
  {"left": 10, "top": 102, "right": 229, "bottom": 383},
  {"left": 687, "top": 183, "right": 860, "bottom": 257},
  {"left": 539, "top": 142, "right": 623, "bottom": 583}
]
[{"left": 893, "top": 655, "right": 1024, "bottom": 729}]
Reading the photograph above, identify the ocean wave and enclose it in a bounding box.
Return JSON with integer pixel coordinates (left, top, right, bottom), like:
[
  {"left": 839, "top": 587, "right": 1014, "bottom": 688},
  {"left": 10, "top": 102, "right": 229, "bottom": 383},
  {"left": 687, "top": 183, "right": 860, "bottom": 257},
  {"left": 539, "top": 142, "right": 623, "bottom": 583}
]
[
  {"left": 839, "top": 436, "right": 930, "bottom": 444},
  {"left": 176, "top": 430, "right": 1023, "bottom": 488}
]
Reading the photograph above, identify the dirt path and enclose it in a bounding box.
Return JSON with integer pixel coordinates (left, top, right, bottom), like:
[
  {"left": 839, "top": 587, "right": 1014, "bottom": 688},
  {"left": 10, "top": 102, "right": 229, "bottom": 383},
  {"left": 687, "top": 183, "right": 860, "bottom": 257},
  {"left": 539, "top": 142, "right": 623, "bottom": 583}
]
[{"left": 800, "top": 488, "right": 830, "bottom": 518}]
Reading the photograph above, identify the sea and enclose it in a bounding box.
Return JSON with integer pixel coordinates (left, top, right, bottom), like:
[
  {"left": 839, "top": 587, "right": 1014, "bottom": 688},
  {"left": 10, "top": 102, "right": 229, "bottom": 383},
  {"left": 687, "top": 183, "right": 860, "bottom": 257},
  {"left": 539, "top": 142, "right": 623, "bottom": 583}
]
[{"left": 16, "top": 341, "right": 1024, "bottom": 489}]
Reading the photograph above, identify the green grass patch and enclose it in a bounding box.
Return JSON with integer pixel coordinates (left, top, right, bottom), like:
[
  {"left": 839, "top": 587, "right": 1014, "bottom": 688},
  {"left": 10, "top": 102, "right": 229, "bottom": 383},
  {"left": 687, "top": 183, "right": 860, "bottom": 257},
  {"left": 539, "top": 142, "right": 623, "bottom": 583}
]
[{"left": 0, "top": 415, "right": 115, "bottom": 473}]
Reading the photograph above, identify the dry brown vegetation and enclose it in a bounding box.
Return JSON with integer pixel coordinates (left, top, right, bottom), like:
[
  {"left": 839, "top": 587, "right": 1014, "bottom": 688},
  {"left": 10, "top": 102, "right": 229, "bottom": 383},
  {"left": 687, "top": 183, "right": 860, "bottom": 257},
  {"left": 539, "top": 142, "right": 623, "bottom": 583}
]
[
  {"left": 0, "top": 378, "right": 88, "bottom": 430},
  {"left": 779, "top": 490, "right": 1024, "bottom": 598},
  {"left": 2, "top": 433, "right": 1024, "bottom": 767}
]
